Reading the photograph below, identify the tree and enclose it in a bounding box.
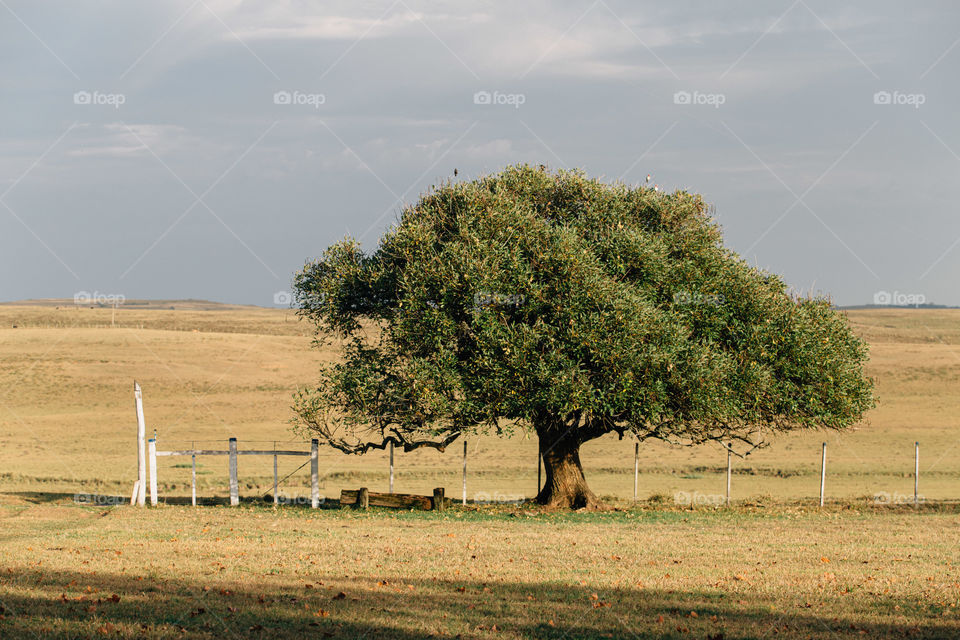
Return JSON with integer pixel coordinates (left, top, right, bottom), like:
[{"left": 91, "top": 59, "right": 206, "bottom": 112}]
[{"left": 292, "top": 165, "right": 874, "bottom": 508}]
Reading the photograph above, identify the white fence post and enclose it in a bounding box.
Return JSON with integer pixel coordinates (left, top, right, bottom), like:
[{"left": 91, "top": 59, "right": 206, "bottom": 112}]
[
  {"left": 819, "top": 442, "right": 827, "bottom": 507},
  {"left": 462, "top": 439, "right": 467, "bottom": 506},
  {"left": 633, "top": 442, "right": 639, "bottom": 503},
  {"left": 229, "top": 438, "right": 239, "bottom": 506},
  {"left": 311, "top": 439, "right": 319, "bottom": 508},
  {"left": 148, "top": 438, "right": 157, "bottom": 506},
  {"left": 135, "top": 382, "right": 146, "bottom": 506},
  {"left": 273, "top": 443, "right": 279, "bottom": 506}
]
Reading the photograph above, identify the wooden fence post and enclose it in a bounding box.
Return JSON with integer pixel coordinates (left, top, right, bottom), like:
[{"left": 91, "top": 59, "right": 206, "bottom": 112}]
[
  {"left": 633, "top": 442, "right": 639, "bottom": 503},
  {"left": 819, "top": 442, "right": 827, "bottom": 507},
  {"left": 311, "top": 439, "right": 320, "bottom": 509},
  {"left": 433, "top": 487, "right": 445, "bottom": 511},
  {"left": 462, "top": 439, "right": 468, "bottom": 506},
  {"left": 389, "top": 441, "right": 394, "bottom": 493},
  {"left": 148, "top": 438, "right": 157, "bottom": 506},
  {"left": 726, "top": 444, "right": 732, "bottom": 507},
  {"left": 358, "top": 487, "right": 369, "bottom": 509},
  {"left": 914, "top": 441, "right": 919, "bottom": 506},
  {"left": 229, "top": 438, "right": 239, "bottom": 506},
  {"left": 135, "top": 382, "right": 146, "bottom": 506}
]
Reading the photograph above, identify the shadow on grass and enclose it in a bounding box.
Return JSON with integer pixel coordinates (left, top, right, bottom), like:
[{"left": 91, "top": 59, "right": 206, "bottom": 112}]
[{"left": 0, "top": 566, "right": 954, "bottom": 639}]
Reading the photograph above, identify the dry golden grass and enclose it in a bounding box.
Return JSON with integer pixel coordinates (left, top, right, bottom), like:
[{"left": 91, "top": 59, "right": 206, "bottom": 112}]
[
  {"left": 1, "top": 304, "right": 959, "bottom": 504},
  {"left": 2, "top": 303, "right": 960, "bottom": 638},
  {"left": 1, "top": 503, "right": 958, "bottom": 639}
]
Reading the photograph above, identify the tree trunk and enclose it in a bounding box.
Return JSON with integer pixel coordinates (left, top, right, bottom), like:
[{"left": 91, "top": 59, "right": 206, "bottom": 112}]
[{"left": 535, "top": 422, "right": 604, "bottom": 509}]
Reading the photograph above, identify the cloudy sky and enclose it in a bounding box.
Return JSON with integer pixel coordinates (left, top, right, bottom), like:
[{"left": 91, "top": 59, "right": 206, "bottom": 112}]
[{"left": 1, "top": 1, "right": 957, "bottom": 307}]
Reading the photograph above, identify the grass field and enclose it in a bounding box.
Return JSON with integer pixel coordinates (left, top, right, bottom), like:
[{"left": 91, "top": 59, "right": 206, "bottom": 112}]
[
  {"left": 1, "top": 503, "right": 959, "bottom": 638},
  {"left": 1, "top": 302, "right": 959, "bottom": 505},
  {"left": 1, "top": 302, "right": 960, "bottom": 638}
]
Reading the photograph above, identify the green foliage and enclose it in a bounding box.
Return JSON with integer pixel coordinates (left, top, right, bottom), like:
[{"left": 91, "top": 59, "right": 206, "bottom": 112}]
[{"left": 293, "top": 165, "right": 874, "bottom": 453}]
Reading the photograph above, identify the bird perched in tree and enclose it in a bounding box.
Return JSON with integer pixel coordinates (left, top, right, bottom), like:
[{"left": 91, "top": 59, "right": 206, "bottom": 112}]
[{"left": 454, "top": 168, "right": 459, "bottom": 177}]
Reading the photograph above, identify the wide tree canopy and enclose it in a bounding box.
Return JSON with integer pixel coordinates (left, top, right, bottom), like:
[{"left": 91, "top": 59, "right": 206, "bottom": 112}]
[{"left": 292, "top": 165, "right": 874, "bottom": 508}]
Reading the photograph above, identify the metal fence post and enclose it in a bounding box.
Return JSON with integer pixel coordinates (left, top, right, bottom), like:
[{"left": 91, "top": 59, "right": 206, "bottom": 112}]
[
  {"left": 462, "top": 439, "right": 467, "bottom": 506},
  {"left": 148, "top": 438, "right": 157, "bottom": 506},
  {"left": 725, "top": 444, "right": 732, "bottom": 507},
  {"left": 311, "top": 439, "right": 320, "bottom": 509},
  {"left": 229, "top": 438, "right": 239, "bottom": 506},
  {"left": 819, "top": 442, "right": 827, "bottom": 508}
]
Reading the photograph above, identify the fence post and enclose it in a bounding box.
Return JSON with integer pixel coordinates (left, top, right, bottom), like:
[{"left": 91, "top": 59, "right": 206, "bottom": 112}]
[
  {"left": 148, "top": 438, "right": 157, "bottom": 506},
  {"left": 914, "top": 441, "right": 919, "bottom": 506},
  {"left": 273, "top": 444, "right": 279, "bottom": 506},
  {"left": 433, "top": 487, "right": 445, "bottom": 511},
  {"left": 311, "top": 439, "right": 319, "bottom": 509},
  {"left": 633, "top": 442, "right": 639, "bottom": 503},
  {"left": 537, "top": 450, "right": 542, "bottom": 497},
  {"left": 819, "top": 442, "right": 827, "bottom": 507},
  {"left": 191, "top": 446, "right": 197, "bottom": 507},
  {"left": 135, "top": 382, "right": 146, "bottom": 506},
  {"left": 462, "top": 439, "right": 467, "bottom": 506},
  {"left": 389, "top": 441, "right": 394, "bottom": 493},
  {"left": 358, "top": 487, "right": 369, "bottom": 509},
  {"left": 229, "top": 438, "right": 239, "bottom": 506},
  {"left": 725, "top": 444, "right": 732, "bottom": 507}
]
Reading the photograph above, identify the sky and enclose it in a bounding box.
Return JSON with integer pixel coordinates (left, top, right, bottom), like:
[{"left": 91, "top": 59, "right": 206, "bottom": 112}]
[{"left": 1, "top": 0, "right": 958, "bottom": 307}]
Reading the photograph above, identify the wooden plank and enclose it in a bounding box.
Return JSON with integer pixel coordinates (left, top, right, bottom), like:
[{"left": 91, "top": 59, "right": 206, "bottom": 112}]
[{"left": 340, "top": 489, "right": 433, "bottom": 510}]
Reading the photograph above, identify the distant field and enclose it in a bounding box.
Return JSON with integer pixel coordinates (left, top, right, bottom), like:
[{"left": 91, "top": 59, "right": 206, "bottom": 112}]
[{"left": 1, "top": 303, "right": 958, "bottom": 506}]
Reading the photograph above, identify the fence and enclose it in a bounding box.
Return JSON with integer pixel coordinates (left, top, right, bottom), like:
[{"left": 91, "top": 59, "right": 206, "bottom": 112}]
[
  {"left": 132, "top": 382, "right": 319, "bottom": 508},
  {"left": 130, "top": 381, "right": 930, "bottom": 509}
]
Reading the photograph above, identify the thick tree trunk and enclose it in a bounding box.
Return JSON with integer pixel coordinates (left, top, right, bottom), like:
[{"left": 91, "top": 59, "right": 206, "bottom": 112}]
[{"left": 535, "top": 422, "right": 604, "bottom": 509}]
